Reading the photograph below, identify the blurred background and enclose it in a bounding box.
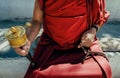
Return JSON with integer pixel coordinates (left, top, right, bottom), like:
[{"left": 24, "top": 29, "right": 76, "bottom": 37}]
[{"left": 0, "top": 0, "right": 120, "bottom": 78}]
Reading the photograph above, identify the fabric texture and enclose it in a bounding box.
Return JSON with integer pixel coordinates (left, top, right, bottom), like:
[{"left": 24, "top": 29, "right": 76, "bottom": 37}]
[
  {"left": 43, "top": 0, "right": 88, "bottom": 46},
  {"left": 24, "top": 33, "right": 112, "bottom": 78},
  {"left": 38, "top": 0, "right": 110, "bottom": 46}
]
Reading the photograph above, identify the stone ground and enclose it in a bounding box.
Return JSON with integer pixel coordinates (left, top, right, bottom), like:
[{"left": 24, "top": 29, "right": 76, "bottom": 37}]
[{"left": 0, "top": 20, "right": 120, "bottom": 78}]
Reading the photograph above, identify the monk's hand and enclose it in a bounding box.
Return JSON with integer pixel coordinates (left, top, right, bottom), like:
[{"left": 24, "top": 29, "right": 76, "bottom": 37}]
[
  {"left": 78, "top": 27, "right": 97, "bottom": 48},
  {"left": 14, "top": 40, "right": 31, "bottom": 56}
]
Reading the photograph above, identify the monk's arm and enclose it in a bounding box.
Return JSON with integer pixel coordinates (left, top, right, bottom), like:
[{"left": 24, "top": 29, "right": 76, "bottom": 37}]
[{"left": 27, "top": 0, "right": 43, "bottom": 44}]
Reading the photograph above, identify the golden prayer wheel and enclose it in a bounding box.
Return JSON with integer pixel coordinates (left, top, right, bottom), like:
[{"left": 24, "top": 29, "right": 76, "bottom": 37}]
[
  {"left": 5, "top": 23, "right": 36, "bottom": 66},
  {"left": 5, "top": 26, "right": 28, "bottom": 48}
]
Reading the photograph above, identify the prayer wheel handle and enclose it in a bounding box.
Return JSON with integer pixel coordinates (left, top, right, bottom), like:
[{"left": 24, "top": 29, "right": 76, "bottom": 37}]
[
  {"left": 26, "top": 53, "right": 36, "bottom": 66},
  {"left": 24, "top": 22, "right": 36, "bottom": 66},
  {"left": 20, "top": 46, "right": 36, "bottom": 67}
]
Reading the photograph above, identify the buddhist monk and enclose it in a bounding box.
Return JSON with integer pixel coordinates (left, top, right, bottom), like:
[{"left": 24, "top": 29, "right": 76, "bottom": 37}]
[{"left": 14, "top": 0, "right": 112, "bottom": 78}]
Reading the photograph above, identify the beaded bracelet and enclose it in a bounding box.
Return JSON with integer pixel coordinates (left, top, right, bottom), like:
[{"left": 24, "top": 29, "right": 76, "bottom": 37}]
[{"left": 91, "top": 25, "right": 99, "bottom": 32}]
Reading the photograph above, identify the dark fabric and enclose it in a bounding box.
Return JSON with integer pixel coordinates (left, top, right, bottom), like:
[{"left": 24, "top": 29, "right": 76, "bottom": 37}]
[{"left": 24, "top": 33, "right": 112, "bottom": 78}]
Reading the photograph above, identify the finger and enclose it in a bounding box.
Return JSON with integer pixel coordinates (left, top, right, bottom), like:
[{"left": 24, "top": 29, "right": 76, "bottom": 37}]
[
  {"left": 81, "top": 33, "right": 87, "bottom": 40},
  {"left": 81, "top": 35, "right": 86, "bottom": 41},
  {"left": 81, "top": 39, "right": 93, "bottom": 47},
  {"left": 77, "top": 44, "right": 82, "bottom": 48},
  {"left": 82, "top": 34, "right": 94, "bottom": 43},
  {"left": 87, "top": 33, "right": 95, "bottom": 42},
  {"left": 22, "top": 46, "right": 29, "bottom": 52},
  {"left": 22, "top": 41, "right": 30, "bottom": 52},
  {"left": 78, "top": 42, "right": 85, "bottom": 48},
  {"left": 14, "top": 48, "right": 28, "bottom": 56}
]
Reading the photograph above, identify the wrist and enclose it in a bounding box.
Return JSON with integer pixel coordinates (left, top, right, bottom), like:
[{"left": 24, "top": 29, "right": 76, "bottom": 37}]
[
  {"left": 91, "top": 27, "right": 97, "bottom": 35},
  {"left": 91, "top": 25, "right": 99, "bottom": 32},
  {"left": 27, "top": 36, "right": 34, "bottom": 44}
]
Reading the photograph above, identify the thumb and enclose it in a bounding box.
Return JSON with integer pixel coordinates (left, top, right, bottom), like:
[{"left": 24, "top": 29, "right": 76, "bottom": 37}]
[
  {"left": 15, "top": 48, "right": 28, "bottom": 56},
  {"left": 20, "top": 50, "right": 28, "bottom": 56},
  {"left": 77, "top": 43, "right": 83, "bottom": 48},
  {"left": 22, "top": 46, "right": 29, "bottom": 52}
]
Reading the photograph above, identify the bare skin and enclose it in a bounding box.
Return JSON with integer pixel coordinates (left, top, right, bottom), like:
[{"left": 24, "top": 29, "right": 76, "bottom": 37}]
[
  {"left": 14, "top": 0, "right": 43, "bottom": 56},
  {"left": 14, "top": 0, "right": 100, "bottom": 56},
  {"left": 78, "top": 27, "right": 98, "bottom": 48}
]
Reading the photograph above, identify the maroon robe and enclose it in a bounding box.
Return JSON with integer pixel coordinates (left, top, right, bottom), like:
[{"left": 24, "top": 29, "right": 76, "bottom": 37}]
[{"left": 24, "top": 0, "right": 112, "bottom": 78}]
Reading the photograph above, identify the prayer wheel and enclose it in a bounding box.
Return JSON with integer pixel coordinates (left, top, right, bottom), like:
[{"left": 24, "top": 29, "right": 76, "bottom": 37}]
[
  {"left": 4, "top": 23, "right": 36, "bottom": 66},
  {"left": 5, "top": 26, "right": 28, "bottom": 48}
]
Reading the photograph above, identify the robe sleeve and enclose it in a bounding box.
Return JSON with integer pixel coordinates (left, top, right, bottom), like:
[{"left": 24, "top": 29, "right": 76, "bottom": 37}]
[
  {"left": 92, "top": 0, "right": 110, "bottom": 27},
  {"left": 38, "top": 0, "right": 44, "bottom": 10}
]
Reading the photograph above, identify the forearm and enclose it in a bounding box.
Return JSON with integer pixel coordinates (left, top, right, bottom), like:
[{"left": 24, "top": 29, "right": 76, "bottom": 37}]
[
  {"left": 27, "top": 20, "right": 42, "bottom": 44},
  {"left": 26, "top": 0, "right": 43, "bottom": 44}
]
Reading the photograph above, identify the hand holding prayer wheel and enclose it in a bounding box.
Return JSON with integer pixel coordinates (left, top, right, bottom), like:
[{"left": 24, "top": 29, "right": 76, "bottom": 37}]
[{"left": 5, "top": 23, "right": 36, "bottom": 66}]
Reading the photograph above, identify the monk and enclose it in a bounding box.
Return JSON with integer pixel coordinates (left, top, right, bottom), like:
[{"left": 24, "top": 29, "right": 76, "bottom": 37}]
[{"left": 14, "top": 0, "right": 112, "bottom": 78}]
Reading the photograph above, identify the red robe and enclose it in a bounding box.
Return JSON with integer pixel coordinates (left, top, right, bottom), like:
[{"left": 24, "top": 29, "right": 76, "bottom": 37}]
[{"left": 24, "top": 0, "right": 111, "bottom": 78}]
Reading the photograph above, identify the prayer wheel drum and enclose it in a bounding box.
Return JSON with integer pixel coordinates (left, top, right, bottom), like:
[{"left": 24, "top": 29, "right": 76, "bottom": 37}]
[
  {"left": 5, "top": 25, "right": 36, "bottom": 67},
  {"left": 5, "top": 26, "right": 28, "bottom": 48}
]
